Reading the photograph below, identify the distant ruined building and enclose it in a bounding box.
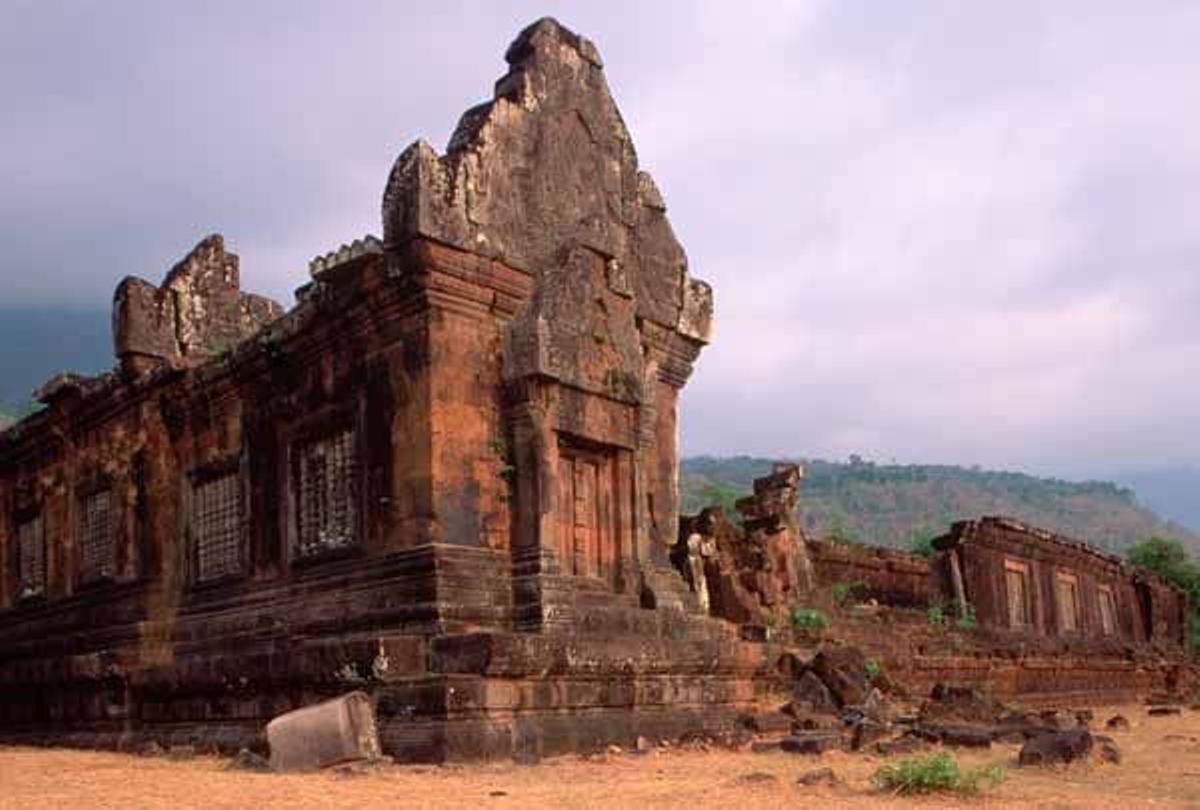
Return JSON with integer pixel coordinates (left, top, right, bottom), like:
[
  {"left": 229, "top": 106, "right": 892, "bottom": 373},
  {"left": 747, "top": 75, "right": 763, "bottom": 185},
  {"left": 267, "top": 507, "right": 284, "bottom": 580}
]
[{"left": 0, "top": 19, "right": 1187, "bottom": 759}]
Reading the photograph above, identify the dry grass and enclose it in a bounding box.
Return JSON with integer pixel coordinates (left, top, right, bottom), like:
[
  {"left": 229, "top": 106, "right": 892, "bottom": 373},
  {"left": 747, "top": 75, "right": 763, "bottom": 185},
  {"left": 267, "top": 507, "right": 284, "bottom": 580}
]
[{"left": 2, "top": 704, "right": 1199, "bottom": 809}]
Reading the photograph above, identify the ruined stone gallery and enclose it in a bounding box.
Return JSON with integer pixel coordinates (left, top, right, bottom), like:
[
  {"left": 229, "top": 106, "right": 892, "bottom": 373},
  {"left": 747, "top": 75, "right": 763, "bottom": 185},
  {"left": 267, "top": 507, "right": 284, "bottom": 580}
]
[{"left": 0, "top": 19, "right": 1187, "bottom": 761}]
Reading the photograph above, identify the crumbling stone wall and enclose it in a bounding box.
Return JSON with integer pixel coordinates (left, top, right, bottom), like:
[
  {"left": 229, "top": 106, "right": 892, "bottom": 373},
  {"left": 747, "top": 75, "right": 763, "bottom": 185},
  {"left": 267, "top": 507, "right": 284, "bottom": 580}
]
[
  {"left": 935, "top": 517, "right": 1187, "bottom": 651},
  {"left": 677, "top": 463, "right": 815, "bottom": 624},
  {"left": 807, "top": 540, "right": 932, "bottom": 609},
  {"left": 113, "top": 234, "right": 282, "bottom": 376},
  {"left": 0, "top": 18, "right": 749, "bottom": 761}
]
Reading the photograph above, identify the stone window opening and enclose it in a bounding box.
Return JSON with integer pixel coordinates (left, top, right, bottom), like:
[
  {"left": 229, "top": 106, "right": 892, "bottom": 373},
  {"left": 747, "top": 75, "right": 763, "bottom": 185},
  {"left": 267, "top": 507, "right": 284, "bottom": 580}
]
[
  {"left": 1056, "top": 571, "right": 1081, "bottom": 634},
  {"left": 1003, "top": 558, "right": 1032, "bottom": 629},
  {"left": 79, "top": 488, "right": 115, "bottom": 584},
  {"left": 16, "top": 514, "right": 46, "bottom": 600},
  {"left": 191, "top": 469, "right": 244, "bottom": 583},
  {"left": 1098, "top": 584, "right": 1117, "bottom": 636},
  {"left": 293, "top": 427, "right": 360, "bottom": 559}
]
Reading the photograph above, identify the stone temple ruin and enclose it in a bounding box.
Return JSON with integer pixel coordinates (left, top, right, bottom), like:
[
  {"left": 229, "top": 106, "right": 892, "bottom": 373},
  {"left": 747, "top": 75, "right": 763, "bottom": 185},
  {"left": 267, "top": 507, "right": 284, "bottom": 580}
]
[{"left": 0, "top": 19, "right": 1190, "bottom": 761}]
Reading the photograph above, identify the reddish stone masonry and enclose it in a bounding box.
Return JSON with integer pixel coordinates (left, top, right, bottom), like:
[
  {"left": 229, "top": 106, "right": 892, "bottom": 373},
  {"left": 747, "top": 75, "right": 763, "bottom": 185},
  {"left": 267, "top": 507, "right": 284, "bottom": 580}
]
[{"left": 0, "top": 17, "right": 1188, "bottom": 761}]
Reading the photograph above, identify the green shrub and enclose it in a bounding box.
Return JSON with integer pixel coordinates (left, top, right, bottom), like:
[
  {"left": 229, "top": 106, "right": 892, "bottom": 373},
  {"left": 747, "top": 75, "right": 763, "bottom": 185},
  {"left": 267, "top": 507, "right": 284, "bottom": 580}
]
[
  {"left": 830, "top": 580, "right": 864, "bottom": 606},
  {"left": 908, "top": 529, "right": 937, "bottom": 558},
  {"left": 864, "top": 658, "right": 882, "bottom": 680},
  {"left": 871, "top": 752, "right": 1004, "bottom": 795},
  {"left": 955, "top": 602, "right": 977, "bottom": 631},
  {"left": 790, "top": 607, "right": 829, "bottom": 631},
  {"left": 926, "top": 600, "right": 947, "bottom": 628}
]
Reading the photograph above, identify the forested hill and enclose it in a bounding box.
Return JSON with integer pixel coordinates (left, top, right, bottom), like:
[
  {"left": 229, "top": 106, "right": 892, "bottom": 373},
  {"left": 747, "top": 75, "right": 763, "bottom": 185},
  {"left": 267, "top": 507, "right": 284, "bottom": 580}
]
[{"left": 681, "top": 455, "right": 1200, "bottom": 557}]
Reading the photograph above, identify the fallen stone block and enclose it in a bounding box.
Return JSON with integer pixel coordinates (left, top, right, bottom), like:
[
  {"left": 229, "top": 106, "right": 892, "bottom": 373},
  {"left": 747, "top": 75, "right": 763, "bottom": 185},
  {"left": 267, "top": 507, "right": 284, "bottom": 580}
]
[
  {"left": 736, "top": 771, "right": 778, "bottom": 784},
  {"left": 790, "top": 712, "right": 842, "bottom": 732},
  {"left": 137, "top": 741, "right": 165, "bottom": 758},
  {"left": 226, "top": 748, "right": 272, "bottom": 772},
  {"left": 750, "top": 740, "right": 782, "bottom": 754},
  {"left": 780, "top": 731, "right": 841, "bottom": 755},
  {"left": 1092, "top": 734, "right": 1120, "bottom": 764},
  {"left": 1148, "top": 706, "right": 1182, "bottom": 717},
  {"left": 266, "top": 691, "right": 382, "bottom": 773},
  {"left": 850, "top": 719, "right": 892, "bottom": 751},
  {"left": 860, "top": 688, "right": 895, "bottom": 723},
  {"left": 1105, "top": 715, "right": 1130, "bottom": 731},
  {"left": 739, "top": 711, "right": 794, "bottom": 735},
  {"left": 1018, "top": 729, "right": 1093, "bottom": 766},
  {"left": 875, "top": 735, "right": 928, "bottom": 756},
  {"left": 796, "top": 766, "right": 837, "bottom": 786},
  {"left": 810, "top": 648, "right": 869, "bottom": 707},
  {"left": 791, "top": 670, "right": 839, "bottom": 715},
  {"left": 937, "top": 725, "right": 992, "bottom": 749}
]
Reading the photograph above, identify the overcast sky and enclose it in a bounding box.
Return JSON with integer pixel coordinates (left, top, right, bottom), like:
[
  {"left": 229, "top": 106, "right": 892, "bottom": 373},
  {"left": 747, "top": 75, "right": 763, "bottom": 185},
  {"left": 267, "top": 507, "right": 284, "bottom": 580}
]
[{"left": 2, "top": 1, "right": 1198, "bottom": 478}]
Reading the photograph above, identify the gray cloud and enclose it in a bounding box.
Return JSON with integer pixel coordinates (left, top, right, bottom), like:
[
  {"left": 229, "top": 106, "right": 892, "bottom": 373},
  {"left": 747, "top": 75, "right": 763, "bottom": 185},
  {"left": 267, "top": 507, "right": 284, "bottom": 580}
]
[{"left": 1, "top": 1, "right": 1197, "bottom": 477}]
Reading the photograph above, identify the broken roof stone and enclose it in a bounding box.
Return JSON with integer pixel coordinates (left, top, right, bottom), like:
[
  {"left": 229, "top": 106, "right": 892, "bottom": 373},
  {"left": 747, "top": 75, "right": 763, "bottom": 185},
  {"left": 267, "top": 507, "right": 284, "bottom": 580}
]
[
  {"left": 113, "top": 234, "right": 284, "bottom": 374},
  {"left": 381, "top": 16, "right": 711, "bottom": 341}
]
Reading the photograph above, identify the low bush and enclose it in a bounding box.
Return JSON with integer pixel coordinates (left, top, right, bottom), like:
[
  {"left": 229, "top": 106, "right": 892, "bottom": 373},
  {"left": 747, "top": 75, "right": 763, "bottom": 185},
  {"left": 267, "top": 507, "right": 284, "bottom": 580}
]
[
  {"left": 790, "top": 607, "right": 829, "bottom": 631},
  {"left": 871, "top": 752, "right": 1004, "bottom": 796}
]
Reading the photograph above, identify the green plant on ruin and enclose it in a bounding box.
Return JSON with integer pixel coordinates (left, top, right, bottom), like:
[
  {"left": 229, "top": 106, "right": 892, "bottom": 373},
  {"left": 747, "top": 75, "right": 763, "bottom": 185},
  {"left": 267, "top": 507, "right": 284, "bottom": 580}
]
[
  {"left": 831, "top": 579, "right": 866, "bottom": 608},
  {"left": 827, "top": 512, "right": 864, "bottom": 546},
  {"left": 951, "top": 600, "right": 977, "bottom": 631},
  {"left": 864, "top": 658, "right": 882, "bottom": 681},
  {"left": 697, "top": 481, "right": 747, "bottom": 528},
  {"left": 762, "top": 609, "right": 783, "bottom": 641},
  {"left": 871, "top": 752, "right": 1005, "bottom": 796},
  {"left": 790, "top": 607, "right": 829, "bottom": 631},
  {"left": 908, "top": 528, "right": 937, "bottom": 558},
  {"left": 926, "top": 599, "right": 947, "bottom": 628},
  {"left": 1127, "top": 535, "right": 1200, "bottom": 656}
]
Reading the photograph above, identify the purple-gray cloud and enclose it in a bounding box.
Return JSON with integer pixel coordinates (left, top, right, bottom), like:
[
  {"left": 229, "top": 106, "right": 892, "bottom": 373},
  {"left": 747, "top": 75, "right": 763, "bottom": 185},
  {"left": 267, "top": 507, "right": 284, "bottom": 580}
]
[{"left": 1, "top": 1, "right": 1198, "bottom": 478}]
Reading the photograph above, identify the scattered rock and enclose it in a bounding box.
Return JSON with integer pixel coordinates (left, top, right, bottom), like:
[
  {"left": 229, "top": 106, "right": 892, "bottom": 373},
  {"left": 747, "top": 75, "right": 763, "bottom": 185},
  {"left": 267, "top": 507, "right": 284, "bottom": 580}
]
[
  {"left": 226, "top": 748, "right": 271, "bottom": 772},
  {"left": 1038, "top": 709, "right": 1078, "bottom": 730},
  {"left": 810, "top": 648, "right": 869, "bottom": 707},
  {"left": 635, "top": 736, "right": 654, "bottom": 755},
  {"left": 791, "top": 671, "right": 840, "bottom": 715},
  {"left": 137, "top": 741, "right": 165, "bottom": 758},
  {"left": 167, "top": 745, "right": 196, "bottom": 761},
  {"left": 875, "top": 736, "right": 928, "bottom": 756},
  {"left": 1074, "top": 709, "right": 1094, "bottom": 727},
  {"left": 937, "top": 725, "right": 992, "bottom": 749},
  {"left": 1018, "top": 729, "right": 1094, "bottom": 766},
  {"left": 1092, "top": 734, "right": 1121, "bottom": 764},
  {"left": 739, "top": 712, "right": 793, "bottom": 735},
  {"left": 775, "top": 652, "right": 808, "bottom": 680},
  {"left": 860, "top": 688, "right": 894, "bottom": 723},
  {"left": 850, "top": 719, "right": 892, "bottom": 751},
  {"left": 789, "top": 711, "right": 842, "bottom": 732},
  {"left": 906, "top": 725, "right": 944, "bottom": 744},
  {"left": 1148, "top": 706, "right": 1182, "bottom": 717},
  {"left": 750, "top": 740, "right": 782, "bottom": 754},
  {"left": 489, "top": 791, "right": 508, "bottom": 797},
  {"left": 780, "top": 731, "right": 841, "bottom": 755},
  {"left": 607, "top": 744, "right": 623, "bottom": 756},
  {"left": 796, "top": 766, "right": 838, "bottom": 786},
  {"left": 1162, "top": 734, "right": 1198, "bottom": 743},
  {"left": 737, "top": 771, "right": 779, "bottom": 785},
  {"left": 1105, "top": 715, "right": 1130, "bottom": 731},
  {"left": 920, "top": 684, "right": 1004, "bottom": 726}
]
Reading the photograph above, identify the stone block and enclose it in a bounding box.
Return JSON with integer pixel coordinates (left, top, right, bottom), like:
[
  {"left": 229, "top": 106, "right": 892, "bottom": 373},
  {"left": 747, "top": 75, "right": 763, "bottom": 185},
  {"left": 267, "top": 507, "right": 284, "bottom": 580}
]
[
  {"left": 780, "top": 731, "right": 841, "bottom": 755},
  {"left": 266, "top": 692, "right": 381, "bottom": 772}
]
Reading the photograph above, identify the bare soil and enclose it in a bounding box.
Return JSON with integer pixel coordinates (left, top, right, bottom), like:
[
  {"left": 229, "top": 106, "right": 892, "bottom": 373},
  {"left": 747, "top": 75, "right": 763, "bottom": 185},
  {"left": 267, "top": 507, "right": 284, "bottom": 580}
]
[{"left": 2, "top": 704, "right": 1199, "bottom": 809}]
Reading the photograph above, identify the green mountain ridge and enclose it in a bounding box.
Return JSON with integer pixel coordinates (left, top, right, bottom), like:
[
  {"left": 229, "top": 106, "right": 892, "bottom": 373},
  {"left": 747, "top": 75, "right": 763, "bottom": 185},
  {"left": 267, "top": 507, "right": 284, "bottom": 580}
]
[{"left": 681, "top": 455, "right": 1200, "bottom": 557}]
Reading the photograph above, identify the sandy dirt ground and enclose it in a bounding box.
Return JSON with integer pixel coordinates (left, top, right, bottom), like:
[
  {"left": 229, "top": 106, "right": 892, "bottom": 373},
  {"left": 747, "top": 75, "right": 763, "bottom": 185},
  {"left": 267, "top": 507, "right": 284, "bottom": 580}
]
[{"left": 2, "top": 704, "right": 1199, "bottom": 809}]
